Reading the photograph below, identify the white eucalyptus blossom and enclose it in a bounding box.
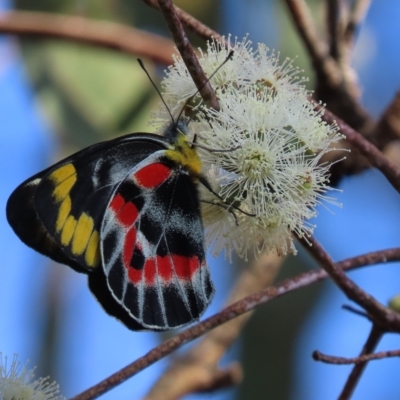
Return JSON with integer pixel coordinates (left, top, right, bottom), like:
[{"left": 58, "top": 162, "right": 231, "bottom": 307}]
[
  {"left": 156, "top": 36, "right": 343, "bottom": 259},
  {"left": 0, "top": 354, "right": 64, "bottom": 400}
]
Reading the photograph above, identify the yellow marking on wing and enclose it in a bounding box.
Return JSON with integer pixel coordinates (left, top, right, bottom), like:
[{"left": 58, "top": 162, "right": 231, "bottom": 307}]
[
  {"left": 61, "top": 215, "right": 77, "bottom": 246},
  {"left": 56, "top": 196, "right": 72, "bottom": 233},
  {"left": 52, "top": 175, "right": 77, "bottom": 202},
  {"left": 71, "top": 212, "right": 94, "bottom": 256},
  {"left": 85, "top": 230, "right": 100, "bottom": 267},
  {"left": 165, "top": 132, "right": 202, "bottom": 176},
  {"left": 49, "top": 163, "right": 76, "bottom": 184},
  {"left": 47, "top": 163, "right": 101, "bottom": 269}
]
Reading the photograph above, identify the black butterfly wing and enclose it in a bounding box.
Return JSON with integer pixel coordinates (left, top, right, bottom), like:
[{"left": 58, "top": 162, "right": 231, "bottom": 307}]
[
  {"left": 6, "top": 133, "right": 168, "bottom": 274},
  {"left": 100, "top": 154, "right": 215, "bottom": 330}
]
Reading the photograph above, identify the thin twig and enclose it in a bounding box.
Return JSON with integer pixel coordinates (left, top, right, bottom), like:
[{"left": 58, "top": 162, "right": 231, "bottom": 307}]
[
  {"left": 284, "top": 0, "right": 341, "bottom": 87},
  {"left": 286, "top": 2, "right": 369, "bottom": 131},
  {"left": 327, "top": 0, "right": 350, "bottom": 68},
  {"left": 344, "top": 0, "right": 372, "bottom": 46},
  {"left": 142, "top": 0, "right": 223, "bottom": 42},
  {"left": 299, "top": 237, "right": 400, "bottom": 331},
  {"left": 319, "top": 104, "right": 400, "bottom": 195},
  {"left": 70, "top": 248, "right": 400, "bottom": 400},
  {"left": 373, "top": 91, "right": 400, "bottom": 149},
  {"left": 342, "top": 304, "right": 369, "bottom": 319},
  {"left": 326, "top": 0, "right": 342, "bottom": 60},
  {"left": 0, "top": 11, "right": 176, "bottom": 65},
  {"left": 314, "top": 344, "right": 400, "bottom": 365},
  {"left": 341, "top": 0, "right": 371, "bottom": 74},
  {"left": 339, "top": 325, "right": 384, "bottom": 400},
  {"left": 155, "top": 0, "right": 219, "bottom": 110}
]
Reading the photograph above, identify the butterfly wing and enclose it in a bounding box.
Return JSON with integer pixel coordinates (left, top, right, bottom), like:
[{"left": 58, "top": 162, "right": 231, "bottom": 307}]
[
  {"left": 7, "top": 132, "right": 213, "bottom": 331},
  {"left": 100, "top": 154, "right": 214, "bottom": 330},
  {"left": 6, "top": 170, "right": 85, "bottom": 272},
  {"left": 6, "top": 133, "right": 168, "bottom": 274}
]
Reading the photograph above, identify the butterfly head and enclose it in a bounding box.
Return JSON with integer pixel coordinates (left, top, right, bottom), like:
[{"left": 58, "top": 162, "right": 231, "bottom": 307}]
[
  {"left": 163, "top": 118, "right": 202, "bottom": 178},
  {"left": 162, "top": 117, "right": 189, "bottom": 142}
]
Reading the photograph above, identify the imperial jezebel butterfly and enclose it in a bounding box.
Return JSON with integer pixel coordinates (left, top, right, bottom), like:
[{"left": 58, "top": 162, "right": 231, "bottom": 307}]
[
  {"left": 6, "top": 119, "right": 214, "bottom": 331},
  {"left": 7, "top": 51, "right": 238, "bottom": 331}
]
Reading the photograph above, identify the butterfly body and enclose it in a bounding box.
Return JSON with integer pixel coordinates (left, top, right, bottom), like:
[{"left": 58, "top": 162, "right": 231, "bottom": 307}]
[{"left": 7, "top": 122, "right": 214, "bottom": 331}]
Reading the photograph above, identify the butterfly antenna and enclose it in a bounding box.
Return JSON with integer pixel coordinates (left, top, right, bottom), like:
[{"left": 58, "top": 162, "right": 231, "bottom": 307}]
[
  {"left": 137, "top": 58, "right": 175, "bottom": 124},
  {"left": 176, "top": 50, "right": 234, "bottom": 122}
]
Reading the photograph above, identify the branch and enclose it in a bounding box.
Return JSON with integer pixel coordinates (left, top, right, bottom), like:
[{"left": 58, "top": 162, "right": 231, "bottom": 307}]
[
  {"left": 342, "top": 304, "right": 369, "bottom": 319},
  {"left": 326, "top": 0, "right": 348, "bottom": 61},
  {"left": 373, "top": 91, "right": 400, "bottom": 149},
  {"left": 142, "top": 0, "right": 223, "bottom": 42},
  {"left": 285, "top": 1, "right": 370, "bottom": 130},
  {"left": 344, "top": 0, "right": 372, "bottom": 46},
  {"left": 338, "top": 325, "right": 384, "bottom": 400},
  {"left": 314, "top": 324, "right": 384, "bottom": 399},
  {"left": 0, "top": 11, "right": 176, "bottom": 65},
  {"left": 326, "top": 0, "right": 339, "bottom": 58},
  {"left": 70, "top": 247, "right": 400, "bottom": 400},
  {"left": 155, "top": 0, "right": 219, "bottom": 110},
  {"left": 341, "top": 0, "right": 371, "bottom": 76},
  {"left": 144, "top": 252, "right": 282, "bottom": 399},
  {"left": 326, "top": 0, "right": 371, "bottom": 74},
  {"left": 320, "top": 105, "right": 400, "bottom": 194},
  {"left": 314, "top": 345, "right": 400, "bottom": 366},
  {"left": 299, "top": 237, "right": 400, "bottom": 331},
  {"left": 284, "top": 0, "right": 341, "bottom": 87}
]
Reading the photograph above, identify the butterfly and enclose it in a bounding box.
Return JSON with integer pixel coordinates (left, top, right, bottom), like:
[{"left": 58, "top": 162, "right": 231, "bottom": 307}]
[{"left": 6, "top": 119, "right": 214, "bottom": 331}]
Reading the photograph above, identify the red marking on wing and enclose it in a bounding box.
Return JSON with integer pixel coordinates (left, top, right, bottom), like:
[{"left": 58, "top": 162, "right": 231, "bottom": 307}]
[
  {"left": 123, "top": 227, "right": 137, "bottom": 269},
  {"left": 144, "top": 258, "right": 157, "bottom": 285},
  {"left": 109, "top": 193, "right": 139, "bottom": 227},
  {"left": 146, "top": 255, "right": 200, "bottom": 283},
  {"left": 173, "top": 255, "right": 200, "bottom": 280},
  {"left": 128, "top": 263, "right": 142, "bottom": 284},
  {"left": 157, "top": 256, "right": 174, "bottom": 282},
  {"left": 141, "top": 255, "right": 198, "bottom": 285},
  {"left": 109, "top": 193, "right": 125, "bottom": 212},
  {"left": 110, "top": 194, "right": 139, "bottom": 227},
  {"left": 128, "top": 256, "right": 153, "bottom": 284},
  {"left": 126, "top": 254, "right": 201, "bottom": 286},
  {"left": 118, "top": 202, "right": 139, "bottom": 227},
  {"left": 127, "top": 257, "right": 173, "bottom": 285},
  {"left": 134, "top": 163, "right": 171, "bottom": 188}
]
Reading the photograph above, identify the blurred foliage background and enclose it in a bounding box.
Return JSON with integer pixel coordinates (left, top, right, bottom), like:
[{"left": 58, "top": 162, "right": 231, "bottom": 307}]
[{"left": 14, "top": 0, "right": 316, "bottom": 151}]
